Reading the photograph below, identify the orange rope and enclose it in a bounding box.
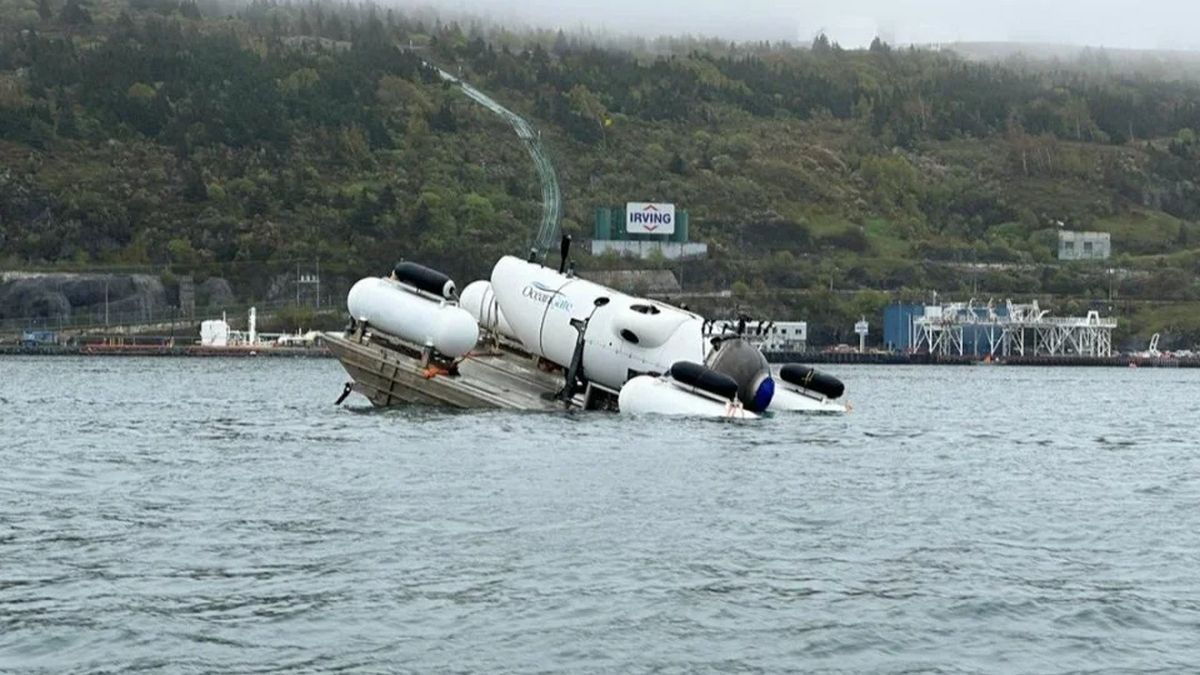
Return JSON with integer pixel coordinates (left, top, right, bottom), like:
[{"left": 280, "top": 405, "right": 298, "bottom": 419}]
[{"left": 420, "top": 365, "right": 450, "bottom": 379}]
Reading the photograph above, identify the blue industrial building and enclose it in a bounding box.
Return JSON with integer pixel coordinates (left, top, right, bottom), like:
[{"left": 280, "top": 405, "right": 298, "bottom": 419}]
[
  {"left": 883, "top": 303, "right": 923, "bottom": 352},
  {"left": 884, "top": 302, "right": 1014, "bottom": 355}
]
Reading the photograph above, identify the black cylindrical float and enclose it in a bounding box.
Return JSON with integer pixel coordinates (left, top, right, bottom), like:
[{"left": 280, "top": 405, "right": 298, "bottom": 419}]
[
  {"left": 779, "top": 364, "right": 845, "bottom": 399},
  {"left": 670, "top": 361, "right": 739, "bottom": 401},
  {"left": 393, "top": 261, "right": 457, "bottom": 300}
]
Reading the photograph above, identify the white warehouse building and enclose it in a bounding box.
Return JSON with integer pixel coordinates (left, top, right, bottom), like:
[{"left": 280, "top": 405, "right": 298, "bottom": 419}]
[
  {"left": 759, "top": 321, "right": 808, "bottom": 352},
  {"left": 707, "top": 320, "right": 808, "bottom": 353}
]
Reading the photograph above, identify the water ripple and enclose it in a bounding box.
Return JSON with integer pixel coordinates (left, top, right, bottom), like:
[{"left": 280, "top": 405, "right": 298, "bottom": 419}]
[{"left": 2, "top": 358, "right": 1200, "bottom": 671}]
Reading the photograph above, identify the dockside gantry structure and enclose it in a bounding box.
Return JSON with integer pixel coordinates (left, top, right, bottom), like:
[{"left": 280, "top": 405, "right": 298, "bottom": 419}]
[{"left": 911, "top": 300, "right": 1116, "bottom": 358}]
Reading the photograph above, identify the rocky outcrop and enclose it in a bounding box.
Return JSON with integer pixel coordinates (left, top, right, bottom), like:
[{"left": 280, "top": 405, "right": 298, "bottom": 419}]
[
  {"left": 0, "top": 273, "right": 168, "bottom": 323},
  {"left": 197, "top": 277, "right": 235, "bottom": 307}
]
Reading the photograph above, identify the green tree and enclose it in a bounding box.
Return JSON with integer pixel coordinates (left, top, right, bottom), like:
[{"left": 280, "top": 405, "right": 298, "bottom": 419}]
[
  {"left": 58, "top": 0, "right": 92, "bottom": 25},
  {"left": 565, "top": 84, "right": 608, "bottom": 144}
]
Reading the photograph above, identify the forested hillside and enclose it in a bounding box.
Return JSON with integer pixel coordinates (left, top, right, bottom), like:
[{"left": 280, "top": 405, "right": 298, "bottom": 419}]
[{"left": 2, "top": 0, "right": 1200, "bottom": 345}]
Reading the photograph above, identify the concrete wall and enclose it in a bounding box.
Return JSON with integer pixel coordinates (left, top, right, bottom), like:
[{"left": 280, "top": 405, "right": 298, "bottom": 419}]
[
  {"left": 1058, "top": 231, "right": 1111, "bottom": 260},
  {"left": 590, "top": 240, "right": 708, "bottom": 260},
  {"left": 579, "top": 269, "right": 681, "bottom": 294}
]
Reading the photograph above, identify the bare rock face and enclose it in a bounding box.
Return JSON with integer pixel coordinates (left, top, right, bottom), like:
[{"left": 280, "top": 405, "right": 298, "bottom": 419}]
[
  {"left": 0, "top": 282, "right": 71, "bottom": 321},
  {"left": 197, "top": 277, "right": 235, "bottom": 307},
  {"left": 0, "top": 273, "right": 168, "bottom": 324},
  {"left": 266, "top": 272, "right": 294, "bottom": 303}
]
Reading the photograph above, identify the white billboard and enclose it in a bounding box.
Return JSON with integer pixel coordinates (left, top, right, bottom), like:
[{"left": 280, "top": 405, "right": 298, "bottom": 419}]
[{"left": 626, "top": 202, "right": 675, "bottom": 235}]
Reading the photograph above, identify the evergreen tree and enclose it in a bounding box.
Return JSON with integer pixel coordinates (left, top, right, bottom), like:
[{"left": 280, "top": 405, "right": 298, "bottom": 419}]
[
  {"left": 182, "top": 163, "right": 207, "bottom": 202},
  {"left": 325, "top": 13, "right": 344, "bottom": 40},
  {"left": 179, "top": 0, "right": 201, "bottom": 20},
  {"left": 59, "top": 0, "right": 92, "bottom": 26},
  {"left": 56, "top": 101, "right": 79, "bottom": 138},
  {"left": 116, "top": 10, "right": 135, "bottom": 32},
  {"left": 552, "top": 29, "right": 569, "bottom": 56},
  {"left": 428, "top": 102, "right": 456, "bottom": 133}
]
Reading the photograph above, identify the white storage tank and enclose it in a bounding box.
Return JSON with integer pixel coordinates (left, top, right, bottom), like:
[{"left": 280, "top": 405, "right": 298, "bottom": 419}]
[
  {"left": 200, "top": 320, "right": 230, "bottom": 347},
  {"left": 347, "top": 277, "right": 479, "bottom": 358},
  {"left": 459, "top": 280, "right": 520, "bottom": 345}
]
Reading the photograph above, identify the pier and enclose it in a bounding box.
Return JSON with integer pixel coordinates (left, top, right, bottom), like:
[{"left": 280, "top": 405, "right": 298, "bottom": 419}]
[
  {"left": 911, "top": 300, "right": 1116, "bottom": 358},
  {"left": 764, "top": 351, "right": 1200, "bottom": 368}
]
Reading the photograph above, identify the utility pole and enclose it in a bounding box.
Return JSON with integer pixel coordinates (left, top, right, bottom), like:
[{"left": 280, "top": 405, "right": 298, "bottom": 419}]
[{"left": 297, "top": 262, "right": 321, "bottom": 309}]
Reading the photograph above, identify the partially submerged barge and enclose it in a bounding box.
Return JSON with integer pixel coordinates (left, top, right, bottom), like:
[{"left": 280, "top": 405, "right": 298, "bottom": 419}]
[
  {"left": 326, "top": 246, "right": 848, "bottom": 418},
  {"left": 325, "top": 329, "right": 578, "bottom": 410}
]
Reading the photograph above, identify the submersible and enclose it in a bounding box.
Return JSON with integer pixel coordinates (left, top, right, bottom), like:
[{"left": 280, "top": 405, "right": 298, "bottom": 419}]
[{"left": 328, "top": 241, "right": 848, "bottom": 417}]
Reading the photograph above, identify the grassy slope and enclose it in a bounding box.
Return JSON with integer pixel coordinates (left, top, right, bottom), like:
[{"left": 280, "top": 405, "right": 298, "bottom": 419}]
[{"left": 3, "top": 3, "right": 1200, "bottom": 347}]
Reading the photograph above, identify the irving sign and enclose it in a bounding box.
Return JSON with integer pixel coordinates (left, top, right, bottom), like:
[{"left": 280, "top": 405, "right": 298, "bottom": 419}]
[{"left": 625, "top": 202, "right": 676, "bottom": 235}]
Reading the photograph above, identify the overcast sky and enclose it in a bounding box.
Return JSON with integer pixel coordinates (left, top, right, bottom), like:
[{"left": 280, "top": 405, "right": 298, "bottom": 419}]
[{"left": 422, "top": 0, "right": 1200, "bottom": 51}]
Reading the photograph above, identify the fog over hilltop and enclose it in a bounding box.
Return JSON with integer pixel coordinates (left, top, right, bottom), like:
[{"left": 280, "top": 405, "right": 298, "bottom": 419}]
[{"left": 406, "top": 0, "right": 1200, "bottom": 51}]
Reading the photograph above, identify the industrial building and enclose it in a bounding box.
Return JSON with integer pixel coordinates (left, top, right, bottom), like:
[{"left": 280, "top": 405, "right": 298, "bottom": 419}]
[
  {"left": 707, "top": 319, "right": 808, "bottom": 353},
  {"left": 884, "top": 299, "right": 1116, "bottom": 358},
  {"left": 884, "top": 303, "right": 924, "bottom": 352},
  {"left": 1058, "top": 231, "right": 1111, "bottom": 261},
  {"left": 756, "top": 321, "right": 808, "bottom": 353},
  {"left": 591, "top": 204, "right": 708, "bottom": 260}
]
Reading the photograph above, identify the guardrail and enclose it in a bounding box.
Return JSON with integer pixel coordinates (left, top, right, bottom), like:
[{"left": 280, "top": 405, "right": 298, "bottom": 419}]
[{"left": 0, "top": 300, "right": 301, "bottom": 336}]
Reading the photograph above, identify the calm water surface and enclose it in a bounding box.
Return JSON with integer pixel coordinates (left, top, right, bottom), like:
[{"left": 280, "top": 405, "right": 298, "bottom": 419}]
[{"left": 1, "top": 356, "right": 1199, "bottom": 673}]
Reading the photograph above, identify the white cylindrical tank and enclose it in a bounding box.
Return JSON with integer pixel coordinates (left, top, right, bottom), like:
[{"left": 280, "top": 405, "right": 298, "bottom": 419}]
[
  {"left": 618, "top": 376, "right": 758, "bottom": 419},
  {"left": 347, "top": 277, "right": 479, "bottom": 358},
  {"left": 769, "top": 386, "right": 848, "bottom": 414},
  {"left": 459, "top": 280, "right": 520, "bottom": 344},
  {"left": 488, "top": 256, "right": 707, "bottom": 391},
  {"left": 200, "top": 320, "right": 229, "bottom": 347}
]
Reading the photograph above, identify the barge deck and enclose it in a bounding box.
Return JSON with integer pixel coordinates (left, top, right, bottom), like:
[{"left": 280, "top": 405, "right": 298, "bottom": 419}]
[{"left": 323, "top": 330, "right": 577, "bottom": 410}]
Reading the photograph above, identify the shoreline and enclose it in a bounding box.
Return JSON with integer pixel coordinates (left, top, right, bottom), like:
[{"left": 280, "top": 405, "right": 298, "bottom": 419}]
[
  {"left": 2, "top": 344, "right": 1196, "bottom": 367},
  {"left": 0, "top": 344, "right": 333, "bottom": 358},
  {"left": 764, "top": 351, "right": 1200, "bottom": 368}
]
